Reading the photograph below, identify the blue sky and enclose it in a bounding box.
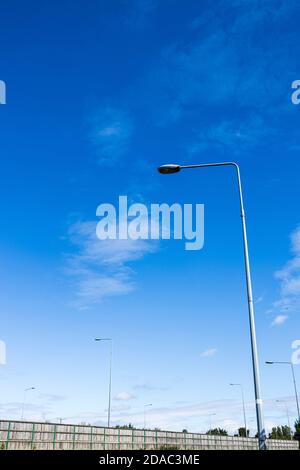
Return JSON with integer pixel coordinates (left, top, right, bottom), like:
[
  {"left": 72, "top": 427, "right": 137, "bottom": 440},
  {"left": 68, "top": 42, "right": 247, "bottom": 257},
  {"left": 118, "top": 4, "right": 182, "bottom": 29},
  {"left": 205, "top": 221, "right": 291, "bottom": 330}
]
[{"left": 0, "top": 0, "right": 300, "bottom": 435}]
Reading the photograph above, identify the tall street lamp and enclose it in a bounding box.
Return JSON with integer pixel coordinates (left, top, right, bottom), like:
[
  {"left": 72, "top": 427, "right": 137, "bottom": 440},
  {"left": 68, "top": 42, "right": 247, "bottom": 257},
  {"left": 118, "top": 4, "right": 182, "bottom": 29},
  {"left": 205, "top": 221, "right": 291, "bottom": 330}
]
[
  {"left": 266, "top": 361, "right": 300, "bottom": 421},
  {"left": 158, "top": 162, "right": 266, "bottom": 450},
  {"left": 230, "top": 383, "right": 247, "bottom": 435},
  {"left": 144, "top": 403, "right": 152, "bottom": 429},
  {"left": 95, "top": 338, "right": 113, "bottom": 427},
  {"left": 21, "top": 387, "right": 35, "bottom": 421},
  {"left": 55, "top": 417, "right": 68, "bottom": 424},
  {"left": 276, "top": 399, "right": 292, "bottom": 437},
  {"left": 208, "top": 413, "right": 216, "bottom": 434}
]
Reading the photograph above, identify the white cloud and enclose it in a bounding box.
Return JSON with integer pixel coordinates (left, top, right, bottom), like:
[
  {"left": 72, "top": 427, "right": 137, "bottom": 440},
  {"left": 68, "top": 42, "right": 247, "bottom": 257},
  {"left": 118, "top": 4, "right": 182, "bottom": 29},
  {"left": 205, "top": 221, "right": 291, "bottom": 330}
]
[
  {"left": 200, "top": 348, "right": 217, "bottom": 358},
  {"left": 114, "top": 392, "right": 136, "bottom": 401},
  {"left": 107, "top": 397, "right": 282, "bottom": 435},
  {"left": 189, "top": 115, "right": 272, "bottom": 156},
  {"left": 271, "top": 315, "right": 288, "bottom": 327},
  {"left": 88, "top": 107, "right": 133, "bottom": 165},
  {"left": 123, "top": 0, "right": 157, "bottom": 28},
  {"left": 269, "top": 226, "right": 300, "bottom": 325},
  {"left": 141, "top": 0, "right": 298, "bottom": 155},
  {"left": 254, "top": 295, "right": 264, "bottom": 305},
  {"left": 65, "top": 220, "right": 158, "bottom": 309},
  {"left": 107, "top": 395, "right": 298, "bottom": 435},
  {"left": 2, "top": 394, "right": 296, "bottom": 437},
  {"left": 0, "top": 401, "right": 51, "bottom": 422},
  {"left": 111, "top": 404, "right": 132, "bottom": 412},
  {"left": 0, "top": 340, "right": 6, "bottom": 365},
  {"left": 38, "top": 393, "right": 67, "bottom": 403},
  {"left": 134, "top": 382, "right": 169, "bottom": 392}
]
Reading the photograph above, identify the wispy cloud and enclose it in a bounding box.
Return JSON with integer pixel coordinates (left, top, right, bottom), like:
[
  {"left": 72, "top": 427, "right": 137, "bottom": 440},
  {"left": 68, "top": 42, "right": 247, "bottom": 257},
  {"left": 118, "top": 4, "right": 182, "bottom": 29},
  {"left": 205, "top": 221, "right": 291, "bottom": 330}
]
[
  {"left": 191, "top": 0, "right": 298, "bottom": 34},
  {"left": 114, "top": 392, "right": 136, "bottom": 401},
  {"left": 88, "top": 107, "right": 133, "bottom": 165},
  {"left": 0, "top": 401, "right": 51, "bottom": 422},
  {"left": 227, "top": 0, "right": 299, "bottom": 26},
  {"left": 269, "top": 226, "right": 300, "bottom": 325},
  {"left": 109, "top": 394, "right": 298, "bottom": 434},
  {"left": 38, "top": 393, "right": 67, "bottom": 403},
  {"left": 2, "top": 395, "right": 295, "bottom": 436},
  {"left": 254, "top": 295, "right": 264, "bottom": 305},
  {"left": 140, "top": 0, "right": 298, "bottom": 154},
  {"left": 65, "top": 220, "right": 158, "bottom": 309},
  {"left": 200, "top": 348, "right": 217, "bottom": 358},
  {"left": 271, "top": 315, "right": 288, "bottom": 327},
  {"left": 134, "top": 382, "right": 169, "bottom": 392},
  {"left": 124, "top": 0, "right": 157, "bottom": 28},
  {"left": 189, "top": 115, "right": 271, "bottom": 157},
  {"left": 111, "top": 404, "right": 132, "bottom": 412}
]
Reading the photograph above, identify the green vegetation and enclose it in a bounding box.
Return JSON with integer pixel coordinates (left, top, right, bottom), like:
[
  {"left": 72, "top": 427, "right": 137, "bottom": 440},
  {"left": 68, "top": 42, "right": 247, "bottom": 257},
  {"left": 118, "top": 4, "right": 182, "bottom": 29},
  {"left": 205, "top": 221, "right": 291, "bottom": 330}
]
[
  {"left": 235, "top": 427, "right": 250, "bottom": 437},
  {"left": 294, "top": 419, "right": 300, "bottom": 441},
  {"left": 268, "top": 425, "right": 292, "bottom": 440},
  {"left": 206, "top": 428, "right": 228, "bottom": 436},
  {"left": 159, "top": 445, "right": 181, "bottom": 450},
  {"left": 115, "top": 423, "right": 135, "bottom": 430}
]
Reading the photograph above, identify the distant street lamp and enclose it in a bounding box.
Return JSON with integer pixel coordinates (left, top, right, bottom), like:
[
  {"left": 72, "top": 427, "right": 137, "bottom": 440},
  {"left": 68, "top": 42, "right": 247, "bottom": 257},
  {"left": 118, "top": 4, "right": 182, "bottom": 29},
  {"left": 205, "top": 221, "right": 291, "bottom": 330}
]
[
  {"left": 158, "top": 162, "right": 266, "bottom": 450},
  {"left": 144, "top": 403, "right": 152, "bottom": 429},
  {"left": 276, "top": 399, "right": 292, "bottom": 438},
  {"left": 208, "top": 413, "right": 216, "bottom": 434},
  {"left": 47, "top": 416, "right": 69, "bottom": 424},
  {"left": 21, "top": 387, "right": 35, "bottom": 421},
  {"left": 55, "top": 417, "right": 67, "bottom": 424},
  {"left": 230, "top": 383, "right": 247, "bottom": 435},
  {"left": 95, "top": 338, "right": 113, "bottom": 427},
  {"left": 266, "top": 361, "right": 300, "bottom": 421}
]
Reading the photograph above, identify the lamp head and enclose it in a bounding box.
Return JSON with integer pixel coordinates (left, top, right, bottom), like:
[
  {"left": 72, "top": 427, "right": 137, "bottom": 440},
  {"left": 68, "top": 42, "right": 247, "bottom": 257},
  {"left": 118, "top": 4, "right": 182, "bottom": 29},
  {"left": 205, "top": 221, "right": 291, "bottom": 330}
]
[{"left": 157, "top": 164, "right": 181, "bottom": 174}]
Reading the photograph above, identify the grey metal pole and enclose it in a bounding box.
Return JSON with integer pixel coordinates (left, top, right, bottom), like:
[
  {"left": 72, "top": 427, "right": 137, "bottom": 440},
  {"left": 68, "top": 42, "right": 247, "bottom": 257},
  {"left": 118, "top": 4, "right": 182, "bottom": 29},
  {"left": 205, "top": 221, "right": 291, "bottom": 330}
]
[
  {"left": 234, "top": 165, "right": 266, "bottom": 450},
  {"left": 144, "top": 404, "right": 152, "bottom": 429},
  {"left": 241, "top": 386, "right": 247, "bottom": 436},
  {"left": 291, "top": 362, "right": 300, "bottom": 421},
  {"left": 208, "top": 413, "right": 216, "bottom": 433},
  {"left": 231, "top": 383, "right": 247, "bottom": 435},
  {"left": 266, "top": 361, "right": 300, "bottom": 422},
  {"left": 158, "top": 162, "right": 267, "bottom": 449},
  {"left": 95, "top": 338, "right": 113, "bottom": 427},
  {"left": 285, "top": 404, "right": 291, "bottom": 436},
  {"left": 276, "top": 400, "right": 291, "bottom": 437},
  {"left": 108, "top": 341, "right": 113, "bottom": 428},
  {"left": 21, "top": 390, "right": 26, "bottom": 421},
  {"left": 21, "top": 387, "right": 35, "bottom": 421}
]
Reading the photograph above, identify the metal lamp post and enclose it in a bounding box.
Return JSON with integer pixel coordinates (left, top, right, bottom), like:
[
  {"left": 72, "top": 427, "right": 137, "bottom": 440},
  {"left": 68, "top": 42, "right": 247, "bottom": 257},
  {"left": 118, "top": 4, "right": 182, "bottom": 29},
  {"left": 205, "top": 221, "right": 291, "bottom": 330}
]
[
  {"left": 230, "top": 383, "right": 247, "bottom": 435},
  {"left": 276, "top": 399, "right": 292, "bottom": 438},
  {"left": 208, "top": 413, "right": 216, "bottom": 434},
  {"left": 95, "top": 338, "right": 113, "bottom": 427},
  {"left": 21, "top": 387, "right": 35, "bottom": 421},
  {"left": 158, "top": 162, "right": 266, "bottom": 450},
  {"left": 144, "top": 403, "right": 152, "bottom": 429},
  {"left": 266, "top": 361, "right": 300, "bottom": 421}
]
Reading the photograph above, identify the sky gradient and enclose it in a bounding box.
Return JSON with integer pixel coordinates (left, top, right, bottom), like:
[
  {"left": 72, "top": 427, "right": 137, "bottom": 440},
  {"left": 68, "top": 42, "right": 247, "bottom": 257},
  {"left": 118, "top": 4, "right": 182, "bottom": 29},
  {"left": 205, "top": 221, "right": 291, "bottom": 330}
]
[{"left": 0, "top": 0, "right": 300, "bottom": 435}]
